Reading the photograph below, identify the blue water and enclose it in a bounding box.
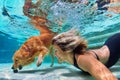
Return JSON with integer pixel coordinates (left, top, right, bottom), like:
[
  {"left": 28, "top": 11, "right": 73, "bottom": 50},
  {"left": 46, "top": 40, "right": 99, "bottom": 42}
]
[
  {"left": 1, "top": 0, "right": 120, "bottom": 63},
  {"left": 0, "top": 0, "right": 120, "bottom": 80}
]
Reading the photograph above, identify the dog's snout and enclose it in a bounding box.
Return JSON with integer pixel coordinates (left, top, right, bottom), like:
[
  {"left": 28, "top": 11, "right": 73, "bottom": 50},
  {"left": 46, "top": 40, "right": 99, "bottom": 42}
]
[
  {"left": 13, "top": 69, "right": 18, "bottom": 73},
  {"left": 11, "top": 65, "right": 18, "bottom": 73}
]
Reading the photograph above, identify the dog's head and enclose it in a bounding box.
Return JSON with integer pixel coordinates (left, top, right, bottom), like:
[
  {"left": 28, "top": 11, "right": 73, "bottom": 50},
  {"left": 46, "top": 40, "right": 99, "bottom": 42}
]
[
  {"left": 11, "top": 49, "right": 35, "bottom": 73},
  {"left": 11, "top": 36, "right": 46, "bottom": 73}
]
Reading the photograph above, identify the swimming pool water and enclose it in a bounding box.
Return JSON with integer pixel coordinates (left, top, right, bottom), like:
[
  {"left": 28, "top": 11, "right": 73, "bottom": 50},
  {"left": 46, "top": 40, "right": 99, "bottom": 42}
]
[{"left": 0, "top": 0, "right": 120, "bottom": 80}]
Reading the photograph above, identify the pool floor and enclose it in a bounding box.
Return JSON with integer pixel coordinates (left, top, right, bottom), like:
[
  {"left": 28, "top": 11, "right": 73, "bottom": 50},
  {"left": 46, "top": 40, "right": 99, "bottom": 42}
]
[{"left": 0, "top": 61, "right": 120, "bottom": 80}]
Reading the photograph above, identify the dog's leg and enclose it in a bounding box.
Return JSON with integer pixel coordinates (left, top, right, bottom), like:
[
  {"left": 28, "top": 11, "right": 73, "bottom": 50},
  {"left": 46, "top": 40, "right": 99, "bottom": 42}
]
[
  {"left": 36, "top": 46, "right": 48, "bottom": 67},
  {"left": 49, "top": 46, "right": 54, "bottom": 67}
]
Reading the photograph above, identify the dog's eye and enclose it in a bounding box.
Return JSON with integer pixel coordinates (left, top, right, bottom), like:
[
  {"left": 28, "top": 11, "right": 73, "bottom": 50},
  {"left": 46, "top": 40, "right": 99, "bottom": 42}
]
[{"left": 15, "top": 59, "right": 18, "bottom": 62}]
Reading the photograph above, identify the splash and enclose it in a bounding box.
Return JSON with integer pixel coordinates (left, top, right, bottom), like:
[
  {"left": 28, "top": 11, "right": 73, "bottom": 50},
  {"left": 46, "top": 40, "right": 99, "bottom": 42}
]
[{"left": 22, "top": 0, "right": 61, "bottom": 33}]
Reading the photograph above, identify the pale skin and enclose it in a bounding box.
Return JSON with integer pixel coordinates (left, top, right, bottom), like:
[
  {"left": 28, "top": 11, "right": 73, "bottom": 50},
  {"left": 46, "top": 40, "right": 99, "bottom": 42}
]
[{"left": 52, "top": 29, "right": 118, "bottom": 80}]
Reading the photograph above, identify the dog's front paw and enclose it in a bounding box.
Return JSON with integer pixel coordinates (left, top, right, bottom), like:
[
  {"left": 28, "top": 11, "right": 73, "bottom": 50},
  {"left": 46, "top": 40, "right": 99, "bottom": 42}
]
[{"left": 36, "top": 54, "right": 43, "bottom": 67}]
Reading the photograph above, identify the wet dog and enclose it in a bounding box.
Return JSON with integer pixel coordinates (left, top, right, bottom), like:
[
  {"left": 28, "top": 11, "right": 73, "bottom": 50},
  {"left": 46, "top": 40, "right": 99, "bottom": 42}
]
[
  {"left": 12, "top": 33, "right": 55, "bottom": 73},
  {"left": 12, "top": 0, "right": 58, "bottom": 73}
]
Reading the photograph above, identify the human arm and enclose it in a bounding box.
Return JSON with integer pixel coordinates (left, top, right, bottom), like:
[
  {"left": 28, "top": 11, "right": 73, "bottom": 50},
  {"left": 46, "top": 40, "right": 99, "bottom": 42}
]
[{"left": 77, "top": 52, "right": 117, "bottom": 80}]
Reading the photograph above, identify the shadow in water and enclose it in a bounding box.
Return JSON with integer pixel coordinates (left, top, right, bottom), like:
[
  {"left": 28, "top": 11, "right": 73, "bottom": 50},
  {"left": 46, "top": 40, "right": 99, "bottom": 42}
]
[
  {"left": 18, "top": 65, "right": 95, "bottom": 80},
  {"left": 60, "top": 67, "right": 90, "bottom": 77},
  {"left": 19, "top": 66, "right": 67, "bottom": 74},
  {"left": 59, "top": 67, "right": 94, "bottom": 80}
]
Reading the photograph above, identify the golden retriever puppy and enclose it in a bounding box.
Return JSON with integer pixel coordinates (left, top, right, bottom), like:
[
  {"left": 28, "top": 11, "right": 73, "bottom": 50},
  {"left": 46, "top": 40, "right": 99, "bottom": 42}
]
[{"left": 12, "top": 34, "right": 55, "bottom": 73}]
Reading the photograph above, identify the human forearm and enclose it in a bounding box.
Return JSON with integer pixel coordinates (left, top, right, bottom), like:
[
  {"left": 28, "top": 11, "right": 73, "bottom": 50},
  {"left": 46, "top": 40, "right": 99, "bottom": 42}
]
[
  {"left": 77, "top": 54, "right": 117, "bottom": 80},
  {"left": 90, "top": 63, "right": 117, "bottom": 80}
]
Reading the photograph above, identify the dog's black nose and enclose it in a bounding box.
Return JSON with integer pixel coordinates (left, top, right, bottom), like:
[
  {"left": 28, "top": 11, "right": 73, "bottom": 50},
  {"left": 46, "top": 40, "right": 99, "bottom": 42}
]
[
  {"left": 13, "top": 69, "right": 18, "bottom": 73},
  {"left": 19, "top": 65, "right": 22, "bottom": 70}
]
